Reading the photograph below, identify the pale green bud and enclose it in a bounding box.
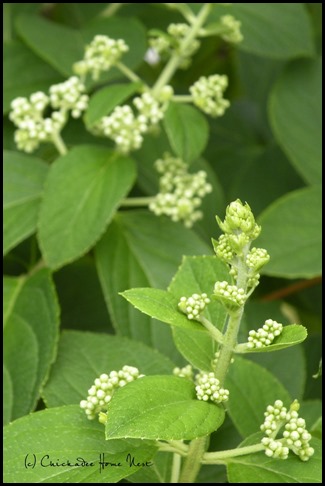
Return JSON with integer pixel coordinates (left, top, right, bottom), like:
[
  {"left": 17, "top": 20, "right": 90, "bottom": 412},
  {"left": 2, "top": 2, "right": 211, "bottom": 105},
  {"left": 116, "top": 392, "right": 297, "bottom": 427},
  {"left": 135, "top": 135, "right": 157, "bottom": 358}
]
[
  {"left": 217, "top": 199, "right": 261, "bottom": 243},
  {"left": 213, "top": 281, "right": 246, "bottom": 310}
]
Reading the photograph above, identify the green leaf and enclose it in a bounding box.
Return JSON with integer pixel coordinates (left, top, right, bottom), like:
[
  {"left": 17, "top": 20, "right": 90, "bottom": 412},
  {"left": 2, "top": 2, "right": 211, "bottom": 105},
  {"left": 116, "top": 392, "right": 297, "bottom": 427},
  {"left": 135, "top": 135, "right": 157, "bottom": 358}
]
[
  {"left": 218, "top": 4, "right": 315, "bottom": 59},
  {"left": 16, "top": 14, "right": 84, "bottom": 76},
  {"left": 257, "top": 186, "right": 322, "bottom": 278},
  {"left": 114, "top": 212, "right": 211, "bottom": 289},
  {"left": 4, "top": 314, "right": 38, "bottom": 419},
  {"left": 226, "top": 357, "right": 292, "bottom": 438},
  {"left": 251, "top": 346, "right": 306, "bottom": 402},
  {"left": 227, "top": 433, "right": 322, "bottom": 483},
  {"left": 38, "top": 145, "right": 136, "bottom": 269},
  {"left": 54, "top": 257, "right": 113, "bottom": 332},
  {"left": 163, "top": 103, "right": 209, "bottom": 162},
  {"left": 228, "top": 146, "right": 305, "bottom": 217},
  {"left": 96, "top": 219, "right": 156, "bottom": 345},
  {"left": 3, "top": 40, "right": 63, "bottom": 114},
  {"left": 6, "top": 3, "right": 41, "bottom": 15},
  {"left": 42, "top": 331, "right": 175, "bottom": 407},
  {"left": 84, "top": 83, "right": 141, "bottom": 127},
  {"left": 3, "top": 364, "right": 13, "bottom": 425},
  {"left": 3, "top": 269, "right": 60, "bottom": 420},
  {"left": 4, "top": 151, "right": 49, "bottom": 256},
  {"left": 311, "top": 417, "right": 322, "bottom": 440},
  {"left": 168, "top": 256, "right": 228, "bottom": 320},
  {"left": 3, "top": 276, "right": 24, "bottom": 327},
  {"left": 173, "top": 328, "right": 214, "bottom": 372},
  {"left": 3, "top": 405, "right": 157, "bottom": 483},
  {"left": 121, "top": 288, "right": 202, "bottom": 331},
  {"left": 127, "top": 452, "right": 173, "bottom": 484},
  {"left": 95, "top": 212, "right": 210, "bottom": 359},
  {"left": 299, "top": 400, "right": 322, "bottom": 430},
  {"left": 105, "top": 376, "right": 225, "bottom": 440},
  {"left": 190, "top": 158, "right": 225, "bottom": 243},
  {"left": 197, "top": 464, "right": 228, "bottom": 484},
  {"left": 238, "top": 325, "right": 307, "bottom": 353},
  {"left": 269, "top": 58, "right": 322, "bottom": 185},
  {"left": 51, "top": 4, "right": 108, "bottom": 28},
  {"left": 168, "top": 256, "right": 229, "bottom": 370}
]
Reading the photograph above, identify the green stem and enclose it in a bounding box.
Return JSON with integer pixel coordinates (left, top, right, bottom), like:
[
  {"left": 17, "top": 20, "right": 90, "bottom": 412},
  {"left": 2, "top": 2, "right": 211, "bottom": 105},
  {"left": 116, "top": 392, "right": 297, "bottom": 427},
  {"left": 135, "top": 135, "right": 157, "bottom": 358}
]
[
  {"left": 179, "top": 436, "right": 208, "bottom": 483},
  {"left": 28, "top": 259, "right": 46, "bottom": 277},
  {"left": 214, "top": 308, "right": 243, "bottom": 383},
  {"left": 120, "top": 196, "right": 156, "bottom": 207},
  {"left": 164, "top": 3, "right": 197, "bottom": 24},
  {"left": 152, "top": 3, "right": 212, "bottom": 96},
  {"left": 202, "top": 442, "right": 265, "bottom": 464},
  {"left": 169, "top": 440, "right": 189, "bottom": 454},
  {"left": 158, "top": 444, "right": 188, "bottom": 457},
  {"left": 198, "top": 316, "right": 224, "bottom": 345},
  {"left": 115, "top": 62, "right": 143, "bottom": 84},
  {"left": 52, "top": 132, "right": 68, "bottom": 156},
  {"left": 157, "top": 440, "right": 189, "bottom": 456},
  {"left": 214, "top": 248, "right": 250, "bottom": 383},
  {"left": 101, "top": 3, "right": 126, "bottom": 17},
  {"left": 234, "top": 343, "right": 250, "bottom": 353},
  {"left": 171, "top": 453, "right": 182, "bottom": 483},
  {"left": 172, "top": 95, "right": 193, "bottom": 103}
]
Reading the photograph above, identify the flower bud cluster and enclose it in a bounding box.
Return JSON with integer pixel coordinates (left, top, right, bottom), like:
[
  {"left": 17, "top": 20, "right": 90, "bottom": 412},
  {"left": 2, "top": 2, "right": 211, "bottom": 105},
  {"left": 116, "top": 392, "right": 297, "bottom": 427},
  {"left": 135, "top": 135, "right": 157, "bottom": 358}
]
[
  {"left": 213, "top": 281, "right": 246, "bottom": 310},
  {"left": 97, "top": 105, "right": 146, "bottom": 153},
  {"left": 9, "top": 93, "right": 67, "bottom": 153},
  {"left": 195, "top": 371, "right": 229, "bottom": 404},
  {"left": 212, "top": 234, "right": 235, "bottom": 265},
  {"left": 133, "top": 87, "right": 173, "bottom": 125},
  {"left": 217, "top": 199, "right": 261, "bottom": 242},
  {"left": 178, "top": 293, "right": 211, "bottom": 320},
  {"left": 149, "top": 153, "right": 212, "bottom": 227},
  {"left": 245, "top": 247, "right": 270, "bottom": 289},
  {"left": 190, "top": 75, "right": 230, "bottom": 117},
  {"left": 49, "top": 76, "right": 88, "bottom": 118},
  {"left": 9, "top": 74, "right": 90, "bottom": 153},
  {"left": 149, "top": 22, "right": 200, "bottom": 68},
  {"left": 247, "top": 319, "right": 283, "bottom": 349},
  {"left": 261, "top": 437, "right": 289, "bottom": 460},
  {"left": 168, "top": 23, "right": 200, "bottom": 62},
  {"left": 261, "top": 400, "right": 314, "bottom": 461},
  {"left": 80, "top": 366, "right": 142, "bottom": 421},
  {"left": 73, "top": 35, "right": 129, "bottom": 80},
  {"left": 246, "top": 247, "right": 270, "bottom": 272},
  {"left": 283, "top": 413, "right": 314, "bottom": 461},
  {"left": 173, "top": 364, "right": 194, "bottom": 380},
  {"left": 95, "top": 88, "right": 173, "bottom": 153},
  {"left": 219, "top": 15, "right": 243, "bottom": 44}
]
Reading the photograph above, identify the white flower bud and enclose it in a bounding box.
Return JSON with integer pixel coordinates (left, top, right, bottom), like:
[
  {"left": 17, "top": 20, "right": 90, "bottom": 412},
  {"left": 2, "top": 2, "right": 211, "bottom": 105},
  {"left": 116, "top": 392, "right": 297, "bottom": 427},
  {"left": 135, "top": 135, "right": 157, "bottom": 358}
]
[
  {"left": 247, "top": 320, "right": 283, "bottom": 349},
  {"left": 173, "top": 364, "right": 194, "bottom": 380},
  {"left": 190, "top": 75, "right": 230, "bottom": 118},
  {"left": 213, "top": 281, "right": 246, "bottom": 309},
  {"left": 219, "top": 15, "right": 243, "bottom": 44},
  {"left": 261, "top": 399, "right": 314, "bottom": 461},
  {"left": 195, "top": 371, "right": 229, "bottom": 404},
  {"left": 73, "top": 35, "right": 129, "bottom": 80},
  {"left": 80, "top": 365, "right": 143, "bottom": 421},
  {"left": 149, "top": 153, "right": 212, "bottom": 227}
]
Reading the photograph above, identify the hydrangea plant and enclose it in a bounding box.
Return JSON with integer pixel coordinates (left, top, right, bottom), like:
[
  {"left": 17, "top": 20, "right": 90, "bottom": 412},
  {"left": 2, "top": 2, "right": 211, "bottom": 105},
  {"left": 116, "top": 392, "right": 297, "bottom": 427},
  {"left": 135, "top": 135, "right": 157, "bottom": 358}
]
[{"left": 3, "top": 2, "right": 321, "bottom": 484}]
